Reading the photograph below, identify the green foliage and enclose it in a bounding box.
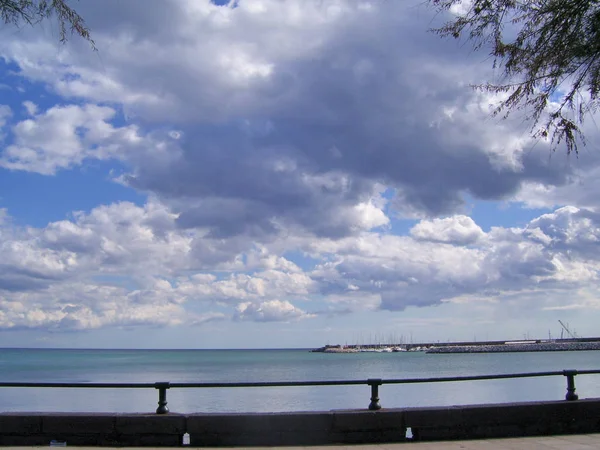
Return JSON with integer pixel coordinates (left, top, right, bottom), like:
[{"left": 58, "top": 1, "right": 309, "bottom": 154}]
[
  {"left": 431, "top": 0, "right": 600, "bottom": 154},
  {"left": 1, "top": 0, "right": 94, "bottom": 48}
]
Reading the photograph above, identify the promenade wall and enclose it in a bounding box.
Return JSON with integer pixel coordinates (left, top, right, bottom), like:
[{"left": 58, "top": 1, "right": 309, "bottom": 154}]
[{"left": 1, "top": 398, "right": 599, "bottom": 446}]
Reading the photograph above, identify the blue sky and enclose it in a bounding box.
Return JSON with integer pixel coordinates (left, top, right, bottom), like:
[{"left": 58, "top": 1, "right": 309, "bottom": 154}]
[{"left": 1, "top": 0, "right": 600, "bottom": 349}]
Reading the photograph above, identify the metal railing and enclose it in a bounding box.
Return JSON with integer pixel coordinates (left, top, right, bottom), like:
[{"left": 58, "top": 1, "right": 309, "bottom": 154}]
[{"left": 1, "top": 369, "right": 599, "bottom": 414}]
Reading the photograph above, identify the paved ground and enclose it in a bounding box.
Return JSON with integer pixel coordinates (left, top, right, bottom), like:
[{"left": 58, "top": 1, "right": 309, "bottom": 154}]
[
  {"left": 375, "top": 434, "right": 600, "bottom": 449},
  {"left": 5, "top": 434, "right": 600, "bottom": 449}
]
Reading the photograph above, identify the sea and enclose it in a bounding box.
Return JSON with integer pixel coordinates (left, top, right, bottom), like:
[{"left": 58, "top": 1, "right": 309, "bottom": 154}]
[{"left": 1, "top": 348, "right": 600, "bottom": 414}]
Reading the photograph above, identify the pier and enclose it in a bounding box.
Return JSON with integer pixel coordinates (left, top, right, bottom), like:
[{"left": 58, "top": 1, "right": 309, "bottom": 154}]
[{"left": 1, "top": 368, "right": 599, "bottom": 446}]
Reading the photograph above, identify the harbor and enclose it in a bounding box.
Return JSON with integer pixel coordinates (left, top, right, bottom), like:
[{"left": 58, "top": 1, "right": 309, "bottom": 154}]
[{"left": 311, "top": 337, "right": 600, "bottom": 353}]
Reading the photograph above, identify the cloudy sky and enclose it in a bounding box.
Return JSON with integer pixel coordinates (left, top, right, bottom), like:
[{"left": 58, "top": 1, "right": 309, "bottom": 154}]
[{"left": 0, "top": 0, "right": 599, "bottom": 349}]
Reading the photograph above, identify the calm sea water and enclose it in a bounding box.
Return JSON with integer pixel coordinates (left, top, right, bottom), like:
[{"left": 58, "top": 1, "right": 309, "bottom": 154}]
[{"left": 1, "top": 348, "right": 600, "bottom": 413}]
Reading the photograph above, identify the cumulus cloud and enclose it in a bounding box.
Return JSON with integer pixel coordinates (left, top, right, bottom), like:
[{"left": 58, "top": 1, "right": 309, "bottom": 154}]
[
  {"left": 410, "top": 215, "right": 485, "bottom": 245},
  {"left": 0, "top": 104, "right": 144, "bottom": 174},
  {"left": 309, "top": 234, "right": 487, "bottom": 310},
  {"left": 307, "top": 206, "right": 600, "bottom": 311},
  {"left": 0, "top": 200, "right": 317, "bottom": 330},
  {"left": 234, "top": 300, "right": 313, "bottom": 322},
  {"left": 524, "top": 206, "right": 600, "bottom": 260},
  {"left": 36, "top": 201, "right": 193, "bottom": 275},
  {"left": 175, "top": 269, "right": 314, "bottom": 304},
  {"left": 0, "top": 281, "right": 188, "bottom": 331},
  {"left": 1, "top": 197, "right": 600, "bottom": 330}
]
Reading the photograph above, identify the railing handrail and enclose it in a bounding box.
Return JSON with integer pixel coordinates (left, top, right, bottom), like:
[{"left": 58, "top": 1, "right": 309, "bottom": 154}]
[
  {"left": 1, "top": 368, "right": 599, "bottom": 413},
  {"left": 0, "top": 382, "right": 155, "bottom": 388},
  {"left": 2, "top": 368, "right": 600, "bottom": 388}
]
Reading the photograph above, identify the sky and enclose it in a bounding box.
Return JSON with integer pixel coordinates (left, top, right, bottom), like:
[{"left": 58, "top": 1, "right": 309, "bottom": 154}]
[{"left": 0, "top": 0, "right": 599, "bottom": 349}]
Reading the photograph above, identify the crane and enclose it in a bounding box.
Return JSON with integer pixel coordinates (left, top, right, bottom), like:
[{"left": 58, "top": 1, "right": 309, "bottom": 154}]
[{"left": 558, "top": 320, "right": 577, "bottom": 339}]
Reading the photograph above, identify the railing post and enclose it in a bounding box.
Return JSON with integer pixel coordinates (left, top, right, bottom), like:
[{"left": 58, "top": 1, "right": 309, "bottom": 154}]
[
  {"left": 155, "top": 382, "right": 170, "bottom": 414},
  {"left": 367, "top": 378, "right": 382, "bottom": 410},
  {"left": 563, "top": 370, "right": 578, "bottom": 401}
]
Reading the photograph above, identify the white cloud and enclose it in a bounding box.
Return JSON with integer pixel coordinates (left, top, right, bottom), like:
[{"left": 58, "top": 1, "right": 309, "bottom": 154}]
[
  {"left": 0, "top": 281, "right": 187, "bottom": 330},
  {"left": 38, "top": 201, "right": 194, "bottom": 275},
  {"left": 309, "top": 234, "right": 487, "bottom": 310},
  {"left": 0, "top": 200, "right": 318, "bottom": 329},
  {"left": 1, "top": 197, "right": 600, "bottom": 330},
  {"left": 175, "top": 269, "right": 314, "bottom": 305},
  {"left": 410, "top": 215, "right": 484, "bottom": 245},
  {"left": 234, "top": 300, "right": 314, "bottom": 322},
  {"left": 308, "top": 205, "right": 600, "bottom": 311},
  {"left": 0, "top": 104, "right": 143, "bottom": 174},
  {"left": 22, "top": 101, "right": 37, "bottom": 116},
  {"left": 525, "top": 206, "right": 600, "bottom": 260}
]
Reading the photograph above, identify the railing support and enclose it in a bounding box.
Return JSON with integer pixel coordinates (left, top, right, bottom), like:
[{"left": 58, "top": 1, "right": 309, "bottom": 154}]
[
  {"left": 367, "top": 378, "right": 382, "bottom": 410},
  {"left": 563, "top": 370, "right": 578, "bottom": 401},
  {"left": 155, "top": 382, "right": 170, "bottom": 414}
]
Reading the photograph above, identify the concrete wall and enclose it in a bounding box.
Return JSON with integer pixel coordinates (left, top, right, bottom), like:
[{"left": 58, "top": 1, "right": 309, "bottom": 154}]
[
  {"left": 0, "top": 413, "right": 186, "bottom": 446},
  {"left": 186, "top": 410, "right": 406, "bottom": 446},
  {"left": 404, "top": 399, "right": 600, "bottom": 441},
  {"left": 1, "top": 399, "right": 599, "bottom": 446}
]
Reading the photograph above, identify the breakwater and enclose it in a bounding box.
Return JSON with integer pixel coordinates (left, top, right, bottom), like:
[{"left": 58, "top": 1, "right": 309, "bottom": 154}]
[
  {"left": 427, "top": 341, "right": 600, "bottom": 353},
  {"left": 312, "top": 337, "right": 600, "bottom": 353},
  {"left": 2, "top": 399, "right": 600, "bottom": 446}
]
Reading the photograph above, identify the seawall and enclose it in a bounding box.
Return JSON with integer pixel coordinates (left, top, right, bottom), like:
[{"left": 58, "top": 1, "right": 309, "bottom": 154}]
[{"left": 2, "top": 398, "right": 600, "bottom": 446}]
